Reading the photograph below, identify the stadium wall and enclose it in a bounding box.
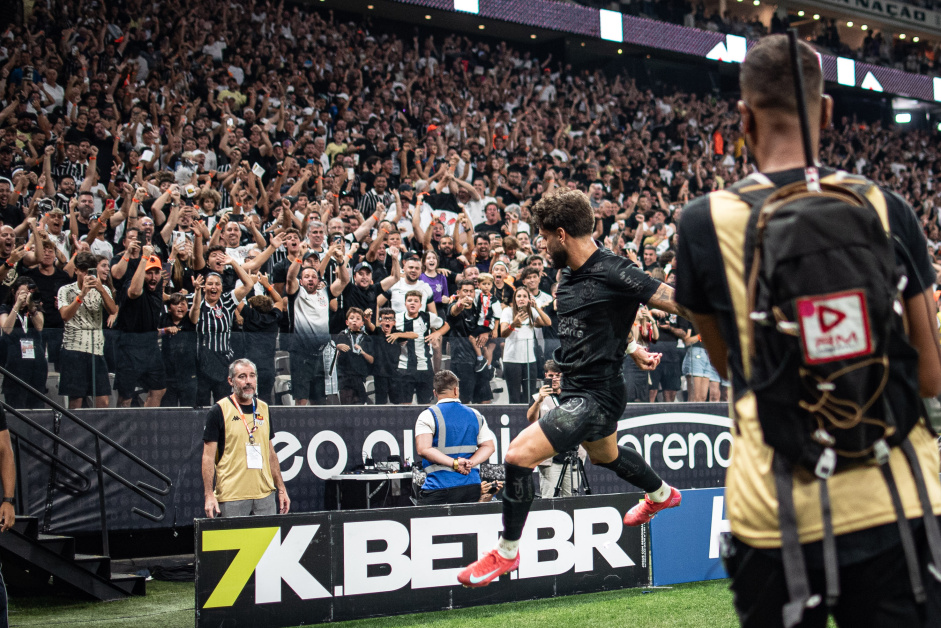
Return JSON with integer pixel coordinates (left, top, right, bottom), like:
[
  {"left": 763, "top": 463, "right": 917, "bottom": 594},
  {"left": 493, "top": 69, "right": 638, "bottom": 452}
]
[{"left": 12, "top": 403, "right": 731, "bottom": 534}]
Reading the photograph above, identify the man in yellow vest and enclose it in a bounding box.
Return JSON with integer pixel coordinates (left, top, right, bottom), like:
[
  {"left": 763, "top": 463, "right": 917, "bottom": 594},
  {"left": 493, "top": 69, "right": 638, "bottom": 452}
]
[
  {"left": 201, "top": 358, "right": 290, "bottom": 517},
  {"left": 675, "top": 35, "right": 941, "bottom": 627}
]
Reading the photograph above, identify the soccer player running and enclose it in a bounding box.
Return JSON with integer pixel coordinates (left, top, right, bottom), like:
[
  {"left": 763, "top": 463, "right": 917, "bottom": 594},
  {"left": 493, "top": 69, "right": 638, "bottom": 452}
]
[{"left": 458, "top": 189, "right": 691, "bottom": 587}]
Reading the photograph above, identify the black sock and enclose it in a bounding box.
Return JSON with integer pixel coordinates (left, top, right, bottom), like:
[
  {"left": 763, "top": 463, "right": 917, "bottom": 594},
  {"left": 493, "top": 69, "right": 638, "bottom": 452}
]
[
  {"left": 501, "top": 463, "right": 535, "bottom": 542},
  {"left": 597, "top": 446, "right": 663, "bottom": 493}
]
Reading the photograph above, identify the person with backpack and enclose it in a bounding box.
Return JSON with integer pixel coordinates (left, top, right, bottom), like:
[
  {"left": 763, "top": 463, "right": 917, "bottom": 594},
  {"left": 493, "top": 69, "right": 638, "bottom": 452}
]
[{"left": 675, "top": 34, "right": 941, "bottom": 628}]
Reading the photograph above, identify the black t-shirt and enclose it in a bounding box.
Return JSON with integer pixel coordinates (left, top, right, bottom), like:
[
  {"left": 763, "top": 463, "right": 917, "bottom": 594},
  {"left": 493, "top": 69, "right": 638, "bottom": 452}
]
[
  {"left": 675, "top": 168, "right": 934, "bottom": 393},
  {"left": 202, "top": 399, "right": 275, "bottom": 459},
  {"left": 116, "top": 283, "right": 164, "bottom": 334},
  {"left": 197, "top": 267, "right": 238, "bottom": 293},
  {"left": 159, "top": 313, "right": 197, "bottom": 368},
  {"left": 240, "top": 303, "right": 282, "bottom": 366},
  {"left": 110, "top": 255, "right": 140, "bottom": 294},
  {"left": 439, "top": 253, "right": 464, "bottom": 294},
  {"left": 334, "top": 329, "right": 372, "bottom": 378},
  {"left": 0, "top": 255, "right": 20, "bottom": 305},
  {"left": 674, "top": 168, "right": 936, "bottom": 565},
  {"left": 492, "top": 282, "right": 515, "bottom": 309},
  {"left": 650, "top": 311, "right": 689, "bottom": 362},
  {"left": 271, "top": 257, "right": 292, "bottom": 285},
  {"left": 19, "top": 265, "right": 71, "bottom": 328},
  {"left": 475, "top": 220, "right": 506, "bottom": 237},
  {"left": 0, "top": 405, "right": 8, "bottom": 431},
  {"left": 554, "top": 247, "right": 660, "bottom": 387},
  {"left": 341, "top": 281, "right": 382, "bottom": 314},
  {"left": 446, "top": 300, "right": 480, "bottom": 366},
  {"left": 369, "top": 327, "right": 401, "bottom": 378}
]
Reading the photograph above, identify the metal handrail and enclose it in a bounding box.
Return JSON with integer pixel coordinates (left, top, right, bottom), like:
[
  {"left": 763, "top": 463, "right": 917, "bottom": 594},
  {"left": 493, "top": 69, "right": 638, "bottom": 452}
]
[
  {"left": 0, "top": 365, "right": 172, "bottom": 556},
  {"left": 7, "top": 421, "right": 91, "bottom": 493}
]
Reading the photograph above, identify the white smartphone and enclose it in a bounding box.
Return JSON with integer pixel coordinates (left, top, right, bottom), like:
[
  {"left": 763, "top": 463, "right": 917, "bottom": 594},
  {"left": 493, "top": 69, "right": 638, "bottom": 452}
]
[{"left": 140, "top": 149, "right": 155, "bottom": 162}]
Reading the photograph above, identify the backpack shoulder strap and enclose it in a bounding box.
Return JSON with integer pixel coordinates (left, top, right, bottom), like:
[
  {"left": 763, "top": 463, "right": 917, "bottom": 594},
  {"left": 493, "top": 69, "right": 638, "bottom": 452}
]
[{"left": 729, "top": 173, "right": 777, "bottom": 209}]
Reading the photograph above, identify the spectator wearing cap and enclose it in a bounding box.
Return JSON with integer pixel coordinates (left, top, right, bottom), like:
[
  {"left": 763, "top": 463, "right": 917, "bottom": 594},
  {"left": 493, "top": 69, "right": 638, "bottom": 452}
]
[
  {"left": 340, "top": 258, "right": 400, "bottom": 327},
  {"left": 57, "top": 252, "right": 117, "bottom": 408},
  {"left": 378, "top": 253, "right": 436, "bottom": 316},
  {"left": 114, "top": 248, "right": 166, "bottom": 407}
]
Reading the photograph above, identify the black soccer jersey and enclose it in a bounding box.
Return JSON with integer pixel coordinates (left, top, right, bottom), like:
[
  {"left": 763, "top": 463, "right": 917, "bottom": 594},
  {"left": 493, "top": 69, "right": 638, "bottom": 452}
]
[{"left": 553, "top": 247, "right": 660, "bottom": 387}]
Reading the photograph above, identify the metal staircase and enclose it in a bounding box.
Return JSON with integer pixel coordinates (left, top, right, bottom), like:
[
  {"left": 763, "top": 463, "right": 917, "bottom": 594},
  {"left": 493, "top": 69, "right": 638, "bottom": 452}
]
[
  {"left": 0, "top": 515, "right": 145, "bottom": 600},
  {"left": 0, "top": 367, "right": 172, "bottom": 600}
]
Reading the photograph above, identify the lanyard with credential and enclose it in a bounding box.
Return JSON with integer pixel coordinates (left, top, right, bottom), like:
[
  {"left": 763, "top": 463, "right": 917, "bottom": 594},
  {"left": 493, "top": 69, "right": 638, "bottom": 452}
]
[{"left": 230, "top": 395, "right": 258, "bottom": 444}]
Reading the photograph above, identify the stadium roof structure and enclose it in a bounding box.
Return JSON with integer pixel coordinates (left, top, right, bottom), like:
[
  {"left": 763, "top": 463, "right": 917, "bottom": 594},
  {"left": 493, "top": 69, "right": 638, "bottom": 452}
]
[{"left": 328, "top": 0, "right": 941, "bottom": 103}]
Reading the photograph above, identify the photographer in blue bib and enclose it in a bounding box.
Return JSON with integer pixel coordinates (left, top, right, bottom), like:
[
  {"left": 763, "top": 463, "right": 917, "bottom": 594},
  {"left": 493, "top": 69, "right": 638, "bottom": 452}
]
[
  {"left": 414, "top": 370, "right": 496, "bottom": 505},
  {"left": 201, "top": 358, "right": 290, "bottom": 518}
]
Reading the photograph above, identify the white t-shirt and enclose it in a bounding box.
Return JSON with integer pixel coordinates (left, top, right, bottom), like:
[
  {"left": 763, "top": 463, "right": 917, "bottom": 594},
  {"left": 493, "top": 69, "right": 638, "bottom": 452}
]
[
  {"left": 225, "top": 244, "right": 258, "bottom": 265},
  {"left": 388, "top": 278, "right": 434, "bottom": 314},
  {"left": 292, "top": 285, "right": 330, "bottom": 347},
  {"left": 500, "top": 307, "right": 538, "bottom": 364},
  {"left": 414, "top": 397, "right": 495, "bottom": 443}
]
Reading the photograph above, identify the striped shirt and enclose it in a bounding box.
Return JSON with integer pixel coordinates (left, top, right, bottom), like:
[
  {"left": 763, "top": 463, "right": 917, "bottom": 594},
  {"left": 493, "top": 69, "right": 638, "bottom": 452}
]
[
  {"left": 358, "top": 190, "right": 395, "bottom": 217},
  {"left": 192, "top": 291, "right": 238, "bottom": 354},
  {"left": 395, "top": 311, "right": 443, "bottom": 372},
  {"left": 53, "top": 159, "right": 87, "bottom": 185}
]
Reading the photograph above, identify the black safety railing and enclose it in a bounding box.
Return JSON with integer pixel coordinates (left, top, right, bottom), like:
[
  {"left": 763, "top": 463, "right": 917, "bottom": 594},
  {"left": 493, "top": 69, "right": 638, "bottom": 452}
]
[{"left": 0, "top": 366, "right": 171, "bottom": 557}]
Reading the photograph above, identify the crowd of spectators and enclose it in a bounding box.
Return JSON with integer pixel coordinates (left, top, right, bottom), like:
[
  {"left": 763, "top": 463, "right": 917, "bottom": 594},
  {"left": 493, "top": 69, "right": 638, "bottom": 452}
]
[
  {"left": 576, "top": 0, "right": 941, "bottom": 77},
  {"left": 0, "top": 0, "right": 939, "bottom": 407}
]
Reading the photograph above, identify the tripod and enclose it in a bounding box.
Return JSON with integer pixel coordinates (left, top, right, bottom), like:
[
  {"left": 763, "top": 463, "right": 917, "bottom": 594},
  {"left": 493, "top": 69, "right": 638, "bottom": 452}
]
[{"left": 553, "top": 449, "right": 592, "bottom": 497}]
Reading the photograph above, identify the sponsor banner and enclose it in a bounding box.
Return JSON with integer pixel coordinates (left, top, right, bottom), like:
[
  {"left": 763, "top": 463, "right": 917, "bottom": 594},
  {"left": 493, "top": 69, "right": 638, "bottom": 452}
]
[
  {"left": 810, "top": 0, "right": 941, "bottom": 31},
  {"left": 650, "top": 487, "right": 729, "bottom": 586},
  {"left": 14, "top": 403, "right": 730, "bottom": 533},
  {"left": 195, "top": 494, "right": 648, "bottom": 626}
]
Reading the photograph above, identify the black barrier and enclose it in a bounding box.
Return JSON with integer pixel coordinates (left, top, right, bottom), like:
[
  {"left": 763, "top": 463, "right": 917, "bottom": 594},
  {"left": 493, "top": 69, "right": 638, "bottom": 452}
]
[
  {"left": 13, "top": 403, "right": 729, "bottom": 533},
  {"left": 195, "top": 493, "right": 648, "bottom": 626}
]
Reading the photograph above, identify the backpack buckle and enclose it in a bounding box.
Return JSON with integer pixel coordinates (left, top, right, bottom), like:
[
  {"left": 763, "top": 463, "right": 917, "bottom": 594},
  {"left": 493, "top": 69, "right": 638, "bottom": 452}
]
[
  {"left": 776, "top": 321, "right": 800, "bottom": 335},
  {"left": 815, "top": 448, "right": 837, "bottom": 479},
  {"left": 893, "top": 300, "right": 904, "bottom": 316},
  {"left": 750, "top": 311, "right": 770, "bottom": 324},
  {"left": 812, "top": 429, "right": 836, "bottom": 447},
  {"left": 897, "top": 275, "right": 908, "bottom": 292},
  {"left": 873, "top": 439, "right": 891, "bottom": 465}
]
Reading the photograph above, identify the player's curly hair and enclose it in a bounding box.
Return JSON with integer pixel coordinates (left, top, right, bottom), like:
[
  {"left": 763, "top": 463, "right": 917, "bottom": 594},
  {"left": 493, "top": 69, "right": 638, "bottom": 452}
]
[{"left": 531, "top": 189, "right": 594, "bottom": 238}]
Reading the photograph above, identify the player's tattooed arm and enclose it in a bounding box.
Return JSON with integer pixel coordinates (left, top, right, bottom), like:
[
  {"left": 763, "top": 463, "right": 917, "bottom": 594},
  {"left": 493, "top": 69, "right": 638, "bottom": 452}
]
[{"left": 647, "top": 283, "right": 694, "bottom": 322}]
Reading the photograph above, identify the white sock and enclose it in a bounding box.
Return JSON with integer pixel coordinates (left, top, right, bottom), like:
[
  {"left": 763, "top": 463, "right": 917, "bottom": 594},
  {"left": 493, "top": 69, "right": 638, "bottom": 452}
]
[
  {"left": 496, "top": 537, "right": 519, "bottom": 559},
  {"left": 648, "top": 481, "right": 672, "bottom": 503},
  {"left": 476, "top": 355, "right": 484, "bottom": 361}
]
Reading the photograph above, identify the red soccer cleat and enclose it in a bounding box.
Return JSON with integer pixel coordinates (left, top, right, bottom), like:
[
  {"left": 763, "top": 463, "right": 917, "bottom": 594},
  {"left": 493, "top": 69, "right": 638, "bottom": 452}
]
[
  {"left": 623, "top": 487, "right": 682, "bottom": 526},
  {"left": 457, "top": 549, "right": 520, "bottom": 588}
]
